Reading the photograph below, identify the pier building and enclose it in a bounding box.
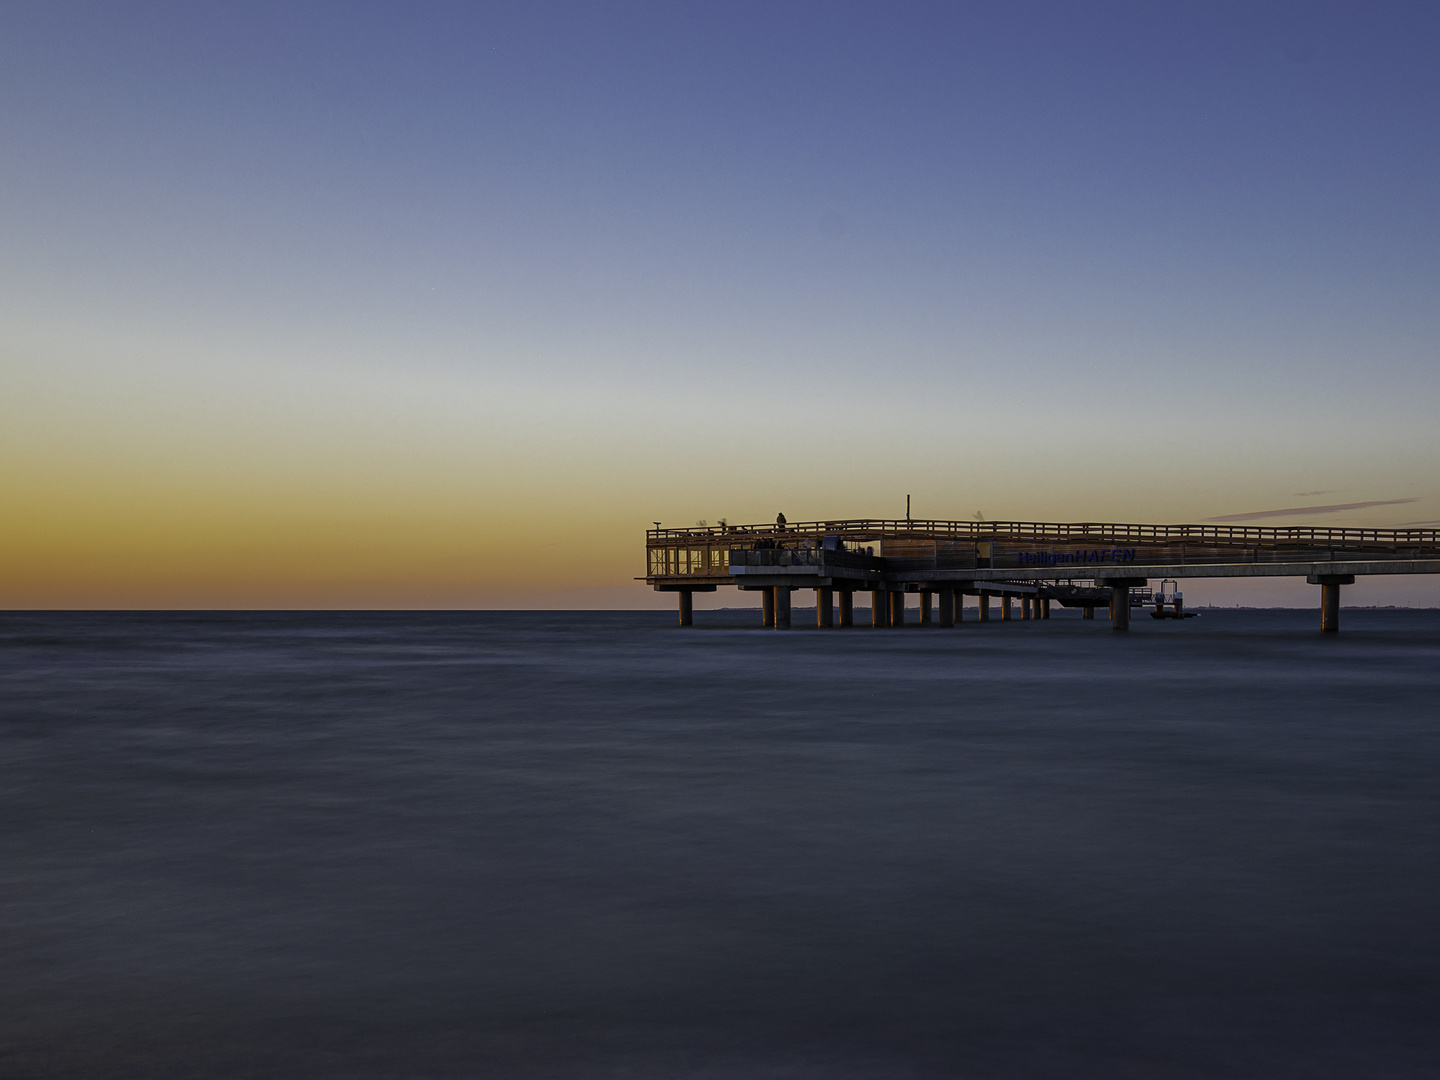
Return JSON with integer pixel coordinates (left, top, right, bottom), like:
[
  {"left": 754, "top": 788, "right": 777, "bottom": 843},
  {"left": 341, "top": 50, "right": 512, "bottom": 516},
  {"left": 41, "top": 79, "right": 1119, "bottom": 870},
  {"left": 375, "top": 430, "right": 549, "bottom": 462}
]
[{"left": 644, "top": 518, "right": 1440, "bottom": 632}]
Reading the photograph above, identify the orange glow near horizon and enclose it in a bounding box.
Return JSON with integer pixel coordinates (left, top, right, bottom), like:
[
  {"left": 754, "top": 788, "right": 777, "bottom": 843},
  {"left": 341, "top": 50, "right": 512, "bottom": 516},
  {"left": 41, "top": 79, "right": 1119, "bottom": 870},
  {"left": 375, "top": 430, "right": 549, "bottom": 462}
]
[{"left": 4, "top": 331, "right": 1437, "bottom": 609}]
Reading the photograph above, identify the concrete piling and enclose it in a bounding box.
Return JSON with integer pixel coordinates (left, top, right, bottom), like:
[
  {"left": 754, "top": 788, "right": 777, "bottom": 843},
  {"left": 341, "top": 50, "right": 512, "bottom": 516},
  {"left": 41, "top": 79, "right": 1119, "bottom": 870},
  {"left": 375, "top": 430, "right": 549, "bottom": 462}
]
[
  {"left": 678, "top": 589, "right": 693, "bottom": 627},
  {"left": 762, "top": 588, "right": 775, "bottom": 629},
  {"left": 1309, "top": 573, "right": 1354, "bottom": 633},
  {"left": 872, "top": 590, "right": 888, "bottom": 628},
  {"left": 838, "top": 590, "right": 854, "bottom": 627},
  {"left": 978, "top": 593, "right": 990, "bottom": 622},
  {"left": 816, "top": 587, "right": 834, "bottom": 628},
  {"left": 775, "top": 586, "right": 792, "bottom": 629},
  {"left": 920, "top": 591, "right": 932, "bottom": 624},
  {"left": 1110, "top": 586, "right": 1130, "bottom": 631},
  {"left": 889, "top": 591, "right": 906, "bottom": 626},
  {"left": 938, "top": 587, "right": 955, "bottom": 628}
]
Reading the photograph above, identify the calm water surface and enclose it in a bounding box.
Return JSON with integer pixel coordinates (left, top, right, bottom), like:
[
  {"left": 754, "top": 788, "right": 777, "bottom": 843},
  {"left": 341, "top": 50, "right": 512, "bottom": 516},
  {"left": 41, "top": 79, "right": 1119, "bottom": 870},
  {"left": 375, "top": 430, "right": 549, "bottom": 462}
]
[{"left": 2, "top": 609, "right": 1438, "bottom": 1078}]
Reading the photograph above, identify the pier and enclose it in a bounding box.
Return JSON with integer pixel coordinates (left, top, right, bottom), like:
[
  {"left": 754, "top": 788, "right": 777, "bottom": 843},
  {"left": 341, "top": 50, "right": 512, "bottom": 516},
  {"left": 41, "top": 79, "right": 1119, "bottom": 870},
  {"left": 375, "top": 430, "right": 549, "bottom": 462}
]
[{"left": 645, "top": 518, "right": 1440, "bottom": 633}]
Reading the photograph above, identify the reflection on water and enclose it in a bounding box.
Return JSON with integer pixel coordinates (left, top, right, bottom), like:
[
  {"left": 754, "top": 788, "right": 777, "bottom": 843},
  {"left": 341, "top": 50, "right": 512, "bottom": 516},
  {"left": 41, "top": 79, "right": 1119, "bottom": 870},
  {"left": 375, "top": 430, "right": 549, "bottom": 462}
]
[{"left": 2, "top": 609, "right": 1438, "bottom": 1077}]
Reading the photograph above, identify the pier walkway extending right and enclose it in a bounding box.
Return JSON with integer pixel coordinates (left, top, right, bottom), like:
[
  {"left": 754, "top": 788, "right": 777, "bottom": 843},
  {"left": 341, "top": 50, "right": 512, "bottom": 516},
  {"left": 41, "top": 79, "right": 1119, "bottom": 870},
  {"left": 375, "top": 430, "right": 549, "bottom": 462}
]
[{"left": 643, "top": 517, "right": 1440, "bottom": 633}]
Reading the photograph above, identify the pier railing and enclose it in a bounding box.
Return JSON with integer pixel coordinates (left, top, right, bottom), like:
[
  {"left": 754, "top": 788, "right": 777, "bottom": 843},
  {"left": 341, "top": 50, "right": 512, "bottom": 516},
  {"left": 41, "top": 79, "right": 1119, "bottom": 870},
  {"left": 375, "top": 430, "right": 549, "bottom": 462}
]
[{"left": 647, "top": 518, "right": 1440, "bottom": 549}]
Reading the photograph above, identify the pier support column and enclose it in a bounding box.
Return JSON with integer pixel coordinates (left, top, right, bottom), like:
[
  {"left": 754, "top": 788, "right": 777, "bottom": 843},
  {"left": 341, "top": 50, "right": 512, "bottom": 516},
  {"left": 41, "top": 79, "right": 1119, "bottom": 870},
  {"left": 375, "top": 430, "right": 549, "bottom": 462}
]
[
  {"left": 1110, "top": 588, "right": 1130, "bottom": 631},
  {"left": 1083, "top": 605, "right": 1095, "bottom": 620},
  {"left": 1322, "top": 584, "right": 1340, "bottom": 633},
  {"left": 1001, "top": 596, "right": 1013, "bottom": 621},
  {"left": 1308, "top": 574, "right": 1354, "bottom": 634},
  {"left": 889, "top": 591, "right": 906, "bottom": 627},
  {"left": 920, "top": 591, "right": 933, "bottom": 624},
  {"left": 871, "top": 590, "right": 888, "bottom": 628},
  {"left": 1041, "top": 598, "right": 1051, "bottom": 619},
  {"left": 1107, "top": 578, "right": 1148, "bottom": 633},
  {"left": 938, "top": 588, "right": 954, "bottom": 628},
  {"left": 762, "top": 588, "right": 775, "bottom": 629},
  {"left": 838, "top": 590, "right": 854, "bottom": 627},
  {"left": 1021, "top": 597, "right": 1031, "bottom": 620},
  {"left": 978, "top": 593, "right": 990, "bottom": 622},
  {"left": 775, "top": 587, "right": 792, "bottom": 630},
  {"left": 816, "top": 587, "right": 834, "bottom": 629},
  {"left": 678, "top": 589, "right": 693, "bottom": 627}
]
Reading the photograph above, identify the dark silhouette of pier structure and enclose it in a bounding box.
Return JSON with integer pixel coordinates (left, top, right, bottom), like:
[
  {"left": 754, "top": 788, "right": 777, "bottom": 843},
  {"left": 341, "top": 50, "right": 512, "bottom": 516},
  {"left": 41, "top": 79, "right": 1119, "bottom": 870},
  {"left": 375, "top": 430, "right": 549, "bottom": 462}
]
[{"left": 645, "top": 518, "right": 1440, "bottom": 632}]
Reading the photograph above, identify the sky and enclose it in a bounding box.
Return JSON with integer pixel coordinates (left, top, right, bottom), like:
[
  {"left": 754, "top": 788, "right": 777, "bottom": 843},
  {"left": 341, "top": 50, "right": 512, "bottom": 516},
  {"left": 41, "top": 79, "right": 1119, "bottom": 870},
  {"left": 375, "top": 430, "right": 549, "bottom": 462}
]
[{"left": 2, "top": 1, "right": 1438, "bottom": 608}]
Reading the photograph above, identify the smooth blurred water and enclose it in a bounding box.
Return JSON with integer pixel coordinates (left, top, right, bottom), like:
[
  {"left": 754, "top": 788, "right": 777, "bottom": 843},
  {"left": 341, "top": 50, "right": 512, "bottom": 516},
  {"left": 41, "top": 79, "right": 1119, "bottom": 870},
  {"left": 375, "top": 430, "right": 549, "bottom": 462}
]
[{"left": 2, "top": 608, "right": 1438, "bottom": 1078}]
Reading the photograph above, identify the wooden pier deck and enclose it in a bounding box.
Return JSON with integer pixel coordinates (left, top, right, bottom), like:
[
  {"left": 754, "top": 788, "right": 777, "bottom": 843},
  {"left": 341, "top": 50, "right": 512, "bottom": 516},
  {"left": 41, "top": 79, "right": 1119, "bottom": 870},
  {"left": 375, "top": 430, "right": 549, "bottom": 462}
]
[{"left": 644, "top": 518, "right": 1440, "bottom": 632}]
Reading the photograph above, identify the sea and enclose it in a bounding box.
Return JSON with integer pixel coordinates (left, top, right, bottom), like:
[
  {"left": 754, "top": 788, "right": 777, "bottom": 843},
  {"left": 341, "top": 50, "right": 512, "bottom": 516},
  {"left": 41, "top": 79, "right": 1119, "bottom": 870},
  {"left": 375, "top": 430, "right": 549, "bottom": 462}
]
[{"left": 2, "top": 608, "right": 1438, "bottom": 1079}]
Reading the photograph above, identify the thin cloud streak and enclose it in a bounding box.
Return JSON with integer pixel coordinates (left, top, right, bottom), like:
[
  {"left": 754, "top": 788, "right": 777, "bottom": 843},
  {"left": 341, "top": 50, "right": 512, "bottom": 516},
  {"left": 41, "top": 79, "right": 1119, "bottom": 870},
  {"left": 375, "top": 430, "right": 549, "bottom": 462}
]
[{"left": 1204, "top": 499, "right": 1417, "bottom": 522}]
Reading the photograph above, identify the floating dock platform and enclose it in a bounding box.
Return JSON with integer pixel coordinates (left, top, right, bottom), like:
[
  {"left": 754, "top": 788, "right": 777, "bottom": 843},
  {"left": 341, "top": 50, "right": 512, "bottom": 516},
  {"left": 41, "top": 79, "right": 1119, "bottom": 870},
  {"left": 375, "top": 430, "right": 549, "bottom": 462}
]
[{"left": 644, "top": 518, "right": 1440, "bottom": 632}]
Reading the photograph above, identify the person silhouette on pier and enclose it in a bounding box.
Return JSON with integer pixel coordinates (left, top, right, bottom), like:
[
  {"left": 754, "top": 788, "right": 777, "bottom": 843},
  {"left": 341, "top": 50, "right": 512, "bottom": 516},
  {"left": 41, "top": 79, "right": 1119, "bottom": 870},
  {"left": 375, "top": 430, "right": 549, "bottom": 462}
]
[{"left": 776, "top": 512, "right": 787, "bottom": 531}]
